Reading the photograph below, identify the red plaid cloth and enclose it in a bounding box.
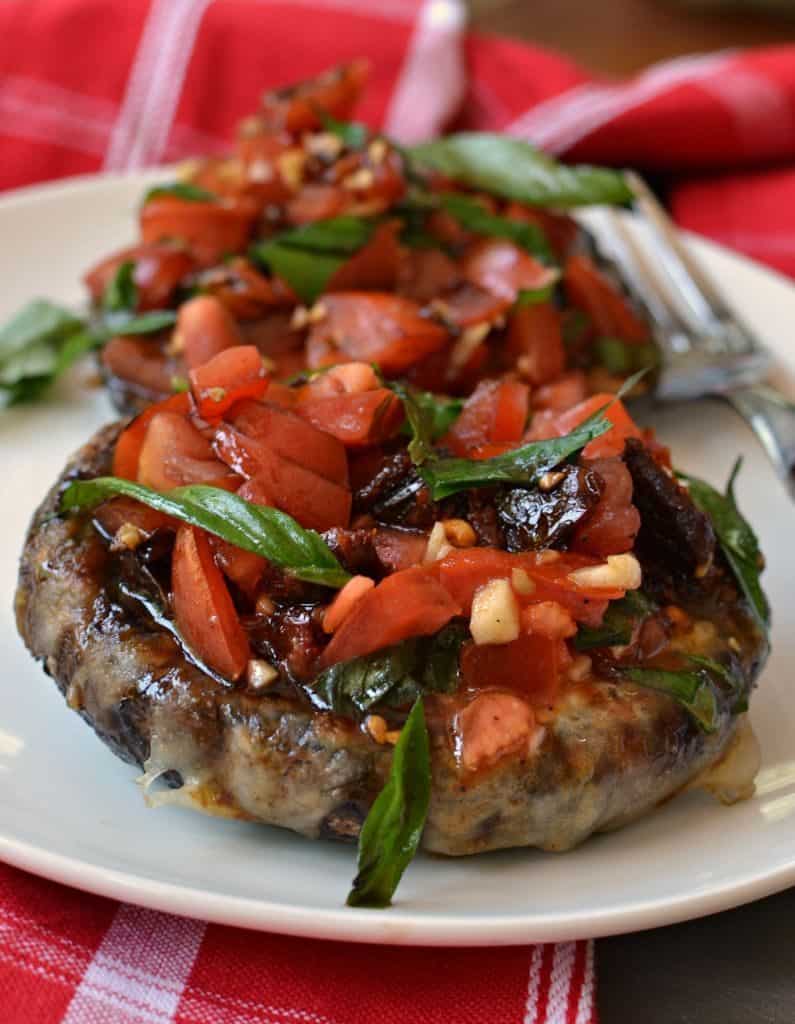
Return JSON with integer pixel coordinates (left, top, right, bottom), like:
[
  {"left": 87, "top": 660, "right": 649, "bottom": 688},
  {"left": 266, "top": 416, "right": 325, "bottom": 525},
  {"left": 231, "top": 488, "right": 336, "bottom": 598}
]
[{"left": 3, "top": 2, "right": 795, "bottom": 1020}]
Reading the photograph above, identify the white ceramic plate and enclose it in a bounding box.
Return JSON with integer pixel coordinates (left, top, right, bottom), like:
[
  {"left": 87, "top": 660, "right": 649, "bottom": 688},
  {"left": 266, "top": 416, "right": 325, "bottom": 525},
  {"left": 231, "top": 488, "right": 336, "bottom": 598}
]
[{"left": 2, "top": 172, "right": 795, "bottom": 947}]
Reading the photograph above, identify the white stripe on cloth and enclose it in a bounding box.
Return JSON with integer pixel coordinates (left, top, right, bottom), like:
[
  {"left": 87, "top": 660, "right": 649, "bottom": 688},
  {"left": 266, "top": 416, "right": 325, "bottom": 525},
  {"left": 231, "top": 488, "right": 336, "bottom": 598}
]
[
  {"left": 697, "top": 67, "right": 795, "bottom": 154},
  {"left": 0, "top": 75, "right": 116, "bottom": 157},
  {"left": 505, "top": 51, "right": 736, "bottom": 154},
  {"left": 523, "top": 943, "right": 546, "bottom": 1024},
  {"left": 382, "top": 0, "right": 467, "bottom": 144},
  {"left": 544, "top": 941, "right": 577, "bottom": 1023},
  {"left": 575, "top": 941, "right": 595, "bottom": 1024},
  {"left": 61, "top": 905, "right": 206, "bottom": 1024},
  {"left": 103, "top": 0, "right": 214, "bottom": 172}
]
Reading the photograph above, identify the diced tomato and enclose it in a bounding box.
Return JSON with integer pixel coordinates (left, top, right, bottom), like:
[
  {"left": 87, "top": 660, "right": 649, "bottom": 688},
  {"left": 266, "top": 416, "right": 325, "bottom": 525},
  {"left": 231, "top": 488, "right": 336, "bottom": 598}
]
[
  {"left": 84, "top": 243, "right": 196, "bottom": 311},
  {"left": 210, "top": 536, "right": 267, "bottom": 598},
  {"left": 199, "top": 258, "right": 293, "bottom": 320},
  {"left": 93, "top": 496, "right": 174, "bottom": 538},
  {"left": 534, "top": 370, "right": 587, "bottom": 412},
  {"left": 397, "top": 248, "right": 461, "bottom": 304},
  {"left": 565, "top": 254, "right": 649, "bottom": 344},
  {"left": 432, "top": 283, "right": 511, "bottom": 329},
  {"left": 373, "top": 528, "right": 428, "bottom": 573},
  {"left": 102, "top": 336, "right": 177, "bottom": 400},
  {"left": 138, "top": 411, "right": 238, "bottom": 491},
  {"left": 327, "top": 220, "right": 402, "bottom": 292},
  {"left": 177, "top": 295, "right": 245, "bottom": 372},
  {"left": 443, "top": 378, "right": 529, "bottom": 456},
  {"left": 306, "top": 293, "right": 449, "bottom": 376},
  {"left": 296, "top": 388, "right": 403, "bottom": 447},
  {"left": 239, "top": 311, "right": 304, "bottom": 378},
  {"left": 260, "top": 60, "right": 368, "bottom": 134},
  {"left": 113, "top": 392, "right": 192, "bottom": 479},
  {"left": 528, "top": 393, "right": 642, "bottom": 460},
  {"left": 172, "top": 524, "right": 249, "bottom": 681},
  {"left": 319, "top": 566, "right": 461, "bottom": 667},
  {"left": 322, "top": 575, "right": 375, "bottom": 633},
  {"left": 460, "top": 633, "right": 564, "bottom": 707},
  {"left": 506, "top": 302, "right": 565, "bottom": 387},
  {"left": 521, "top": 601, "right": 577, "bottom": 640},
  {"left": 433, "top": 548, "right": 620, "bottom": 626},
  {"left": 213, "top": 426, "right": 351, "bottom": 531},
  {"left": 286, "top": 184, "right": 347, "bottom": 224},
  {"left": 227, "top": 399, "right": 349, "bottom": 485},
  {"left": 189, "top": 345, "right": 268, "bottom": 419},
  {"left": 571, "top": 457, "right": 640, "bottom": 557},
  {"left": 140, "top": 196, "right": 256, "bottom": 267},
  {"left": 462, "top": 240, "right": 558, "bottom": 303}
]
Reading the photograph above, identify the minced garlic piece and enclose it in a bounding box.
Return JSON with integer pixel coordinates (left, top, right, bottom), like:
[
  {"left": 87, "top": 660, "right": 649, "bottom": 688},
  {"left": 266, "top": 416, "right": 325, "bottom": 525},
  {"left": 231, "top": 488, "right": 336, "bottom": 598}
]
[
  {"left": 470, "top": 579, "right": 520, "bottom": 646},
  {"left": 568, "top": 553, "right": 642, "bottom": 591}
]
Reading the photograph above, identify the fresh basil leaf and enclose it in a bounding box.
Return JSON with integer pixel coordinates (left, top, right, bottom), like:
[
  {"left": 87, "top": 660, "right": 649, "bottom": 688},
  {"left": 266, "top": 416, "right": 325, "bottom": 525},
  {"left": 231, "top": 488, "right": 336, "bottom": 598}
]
[
  {"left": 624, "top": 665, "right": 721, "bottom": 733},
  {"left": 438, "top": 192, "right": 552, "bottom": 262},
  {"left": 516, "top": 285, "right": 555, "bottom": 308},
  {"left": 143, "top": 182, "right": 217, "bottom": 204},
  {"left": 400, "top": 388, "right": 463, "bottom": 444},
  {"left": 0, "top": 299, "right": 83, "bottom": 365},
  {"left": 574, "top": 590, "right": 656, "bottom": 651},
  {"left": 347, "top": 697, "right": 430, "bottom": 908},
  {"left": 409, "top": 134, "right": 634, "bottom": 208},
  {"left": 0, "top": 300, "right": 99, "bottom": 407},
  {"left": 306, "top": 622, "right": 466, "bottom": 717},
  {"left": 389, "top": 383, "right": 437, "bottom": 465},
  {"left": 680, "top": 460, "right": 770, "bottom": 630},
  {"left": 418, "top": 416, "right": 612, "bottom": 500},
  {"left": 107, "top": 310, "right": 178, "bottom": 336},
  {"left": 687, "top": 654, "right": 748, "bottom": 713},
  {"left": 250, "top": 216, "right": 377, "bottom": 302},
  {"left": 103, "top": 261, "right": 138, "bottom": 314},
  {"left": 60, "top": 478, "right": 351, "bottom": 589},
  {"left": 319, "top": 111, "right": 369, "bottom": 150}
]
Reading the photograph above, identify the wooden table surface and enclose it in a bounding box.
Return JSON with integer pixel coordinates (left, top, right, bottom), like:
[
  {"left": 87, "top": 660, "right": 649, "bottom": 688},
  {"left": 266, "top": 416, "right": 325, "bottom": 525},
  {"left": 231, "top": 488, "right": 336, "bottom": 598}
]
[
  {"left": 470, "top": 0, "right": 795, "bottom": 76},
  {"left": 466, "top": 3, "right": 795, "bottom": 1021}
]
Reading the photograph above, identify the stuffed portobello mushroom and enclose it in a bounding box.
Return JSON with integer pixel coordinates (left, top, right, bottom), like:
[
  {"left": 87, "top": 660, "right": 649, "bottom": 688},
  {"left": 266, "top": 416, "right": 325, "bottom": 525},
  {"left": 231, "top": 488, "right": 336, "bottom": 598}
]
[{"left": 11, "top": 64, "right": 770, "bottom": 907}]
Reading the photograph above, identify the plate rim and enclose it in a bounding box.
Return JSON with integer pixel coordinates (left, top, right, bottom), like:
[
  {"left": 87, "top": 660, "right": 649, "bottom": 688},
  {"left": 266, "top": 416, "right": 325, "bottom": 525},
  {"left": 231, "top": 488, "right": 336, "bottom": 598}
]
[{"left": 2, "top": 169, "right": 793, "bottom": 946}]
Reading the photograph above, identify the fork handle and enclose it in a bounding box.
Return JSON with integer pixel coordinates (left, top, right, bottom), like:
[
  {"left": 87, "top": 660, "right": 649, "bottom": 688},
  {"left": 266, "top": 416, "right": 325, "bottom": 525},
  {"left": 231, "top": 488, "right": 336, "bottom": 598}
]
[{"left": 723, "top": 384, "right": 795, "bottom": 499}]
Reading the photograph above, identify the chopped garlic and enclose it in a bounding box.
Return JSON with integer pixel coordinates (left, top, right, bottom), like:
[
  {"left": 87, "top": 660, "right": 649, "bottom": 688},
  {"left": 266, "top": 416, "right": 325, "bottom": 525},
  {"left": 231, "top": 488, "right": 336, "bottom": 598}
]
[
  {"left": 470, "top": 579, "right": 520, "bottom": 645},
  {"left": 111, "top": 522, "right": 145, "bottom": 552},
  {"left": 423, "top": 522, "right": 448, "bottom": 563},
  {"left": 278, "top": 149, "right": 306, "bottom": 190},
  {"left": 247, "top": 659, "right": 278, "bottom": 690},
  {"left": 448, "top": 322, "right": 491, "bottom": 375},
  {"left": 568, "top": 553, "right": 642, "bottom": 591},
  {"left": 511, "top": 568, "right": 536, "bottom": 596},
  {"left": 568, "top": 654, "right": 592, "bottom": 682},
  {"left": 368, "top": 138, "right": 388, "bottom": 164},
  {"left": 342, "top": 167, "right": 375, "bottom": 191}
]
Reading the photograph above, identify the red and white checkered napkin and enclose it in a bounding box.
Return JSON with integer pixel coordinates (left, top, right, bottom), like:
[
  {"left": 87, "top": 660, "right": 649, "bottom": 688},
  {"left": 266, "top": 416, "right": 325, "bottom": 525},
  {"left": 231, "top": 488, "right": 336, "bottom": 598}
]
[
  {"left": 0, "top": 862, "right": 594, "bottom": 1023},
  {"left": 6, "top": 1, "right": 795, "bottom": 1019}
]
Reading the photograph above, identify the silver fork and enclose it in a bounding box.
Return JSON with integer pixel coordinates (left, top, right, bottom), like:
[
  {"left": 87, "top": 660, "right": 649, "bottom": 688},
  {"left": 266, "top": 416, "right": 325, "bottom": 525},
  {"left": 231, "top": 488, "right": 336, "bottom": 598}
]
[{"left": 585, "top": 171, "right": 795, "bottom": 500}]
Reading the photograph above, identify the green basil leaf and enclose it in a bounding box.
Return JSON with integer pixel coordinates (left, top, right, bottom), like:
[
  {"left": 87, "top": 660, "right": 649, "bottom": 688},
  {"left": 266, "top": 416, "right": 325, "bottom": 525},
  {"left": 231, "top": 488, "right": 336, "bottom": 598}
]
[
  {"left": 516, "top": 285, "right": 555, "bottom": 308},
  {"left": 250, "top": 216, "right": 377, "bottom": 302},
  {"left": 409, "top": 134, "right": 634, "bottom": 208},
  {"left": 574, "top": 590, "right": 656, "bottom": 651},
  {"left": 399, "top": 388, "right": 463, "bottom": 445},
  {"left": 625, "top": 666, "right": 720, "bottom": 732},
  {"left": 60, "top": 478, "right": 351, "bottom": 589},
  {"left": 418, "top": 416, "right": 612, "bottom": 500},
  {"left": 389, "top": 383, "right": 437, "bottom": 465},
  {"left": 306, "top": 622, "right": 466, "bottom": 717},
  {"left": 347, "top": 697, "right": 431, "bottom": 908},
  {"left": 0, "top": 300, "right": 99, "bottom": 407},
  {"left": 143, "top": 182, "right": 217, "bottom": 204},
  {"left": 680, "top": 460, "right": 770, "bottom": 630},
  {"left": 0, "top": 299, "right": 83, "bottom": 366},
  {"left": 106, "top": 310, "right": 178, "bottom": 336},
  {"left": 319, "top": 111, "right": 369, "bottom": 150},
  {"left": 103, "top": 261, "right": 138, "bottom": 314},
  {"left": 438, "top": 192, "right": 552, "bottom": 262}
]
